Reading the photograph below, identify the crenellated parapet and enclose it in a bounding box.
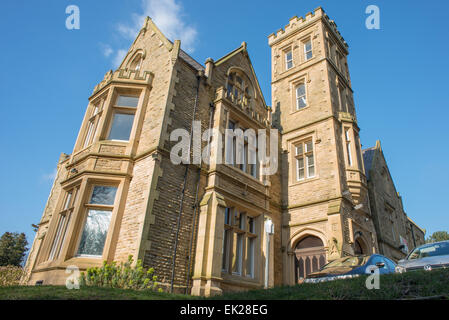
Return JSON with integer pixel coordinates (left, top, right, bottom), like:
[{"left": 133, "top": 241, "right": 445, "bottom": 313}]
[
  {"left": 268, "top": 7, "right": 348, "bottom": 50},
  {"left": 92, "top": 69, "right": 154, "bottom": 95}
]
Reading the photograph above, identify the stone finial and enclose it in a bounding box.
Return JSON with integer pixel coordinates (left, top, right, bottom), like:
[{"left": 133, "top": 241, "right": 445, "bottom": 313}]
[
  {"left": 375, "top": 140, "right": 382, "bottom": 151},
  {"left": 143, "top": 16, "right": 150, "bottom": 29},
  {"left": 241, "top": 41, "right": 247, "bottom": 51}
]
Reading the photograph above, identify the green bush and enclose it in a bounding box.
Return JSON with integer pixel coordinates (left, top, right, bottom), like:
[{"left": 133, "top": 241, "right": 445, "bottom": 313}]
[
  {"left": 0, "top": 266, "right": 25, "bottom": 286},
  {"left": 79, "top": 255, "right": 162, "bottom": 292}
]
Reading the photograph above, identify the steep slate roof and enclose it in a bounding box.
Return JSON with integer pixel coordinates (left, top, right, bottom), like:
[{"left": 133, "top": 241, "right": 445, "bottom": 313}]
[
  {"left": 362, "top": 147, "right": 376, "bottom": 180},
  {"left": 179, "top": 49, "right": 204, "bottom": 71}
]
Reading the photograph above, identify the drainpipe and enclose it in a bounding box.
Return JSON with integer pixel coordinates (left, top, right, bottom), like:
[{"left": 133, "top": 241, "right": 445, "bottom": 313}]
[{"left": 170, "top": 71, "right": 202, "bottom": 293}]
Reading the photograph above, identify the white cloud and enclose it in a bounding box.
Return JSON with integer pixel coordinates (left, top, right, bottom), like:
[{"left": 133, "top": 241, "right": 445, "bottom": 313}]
[
  {"left": 101, "top": 0, "right": 198, "bottom": 68},
  {"left": 41, "top": 169, "right": 57, "bottom": 182},
  {"left": 118, "top": 0, "right": 198, "bottom": 52},
  {"left": 103, "top": 47, "right": 113, "bottom": 58},
  {"left": 112, "top": 49, "right": 128, "bottom": 68},
  {"left": 100, "top": 43, "right": 114, "bottom": 57}
]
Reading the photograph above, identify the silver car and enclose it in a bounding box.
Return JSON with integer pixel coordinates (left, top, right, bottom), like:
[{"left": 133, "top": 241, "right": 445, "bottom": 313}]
[{"left": 396, "top": 240, "right": 449, "bottom": 273}]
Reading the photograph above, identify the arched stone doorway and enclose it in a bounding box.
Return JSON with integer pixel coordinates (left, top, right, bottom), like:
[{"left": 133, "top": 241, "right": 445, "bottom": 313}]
[
  {"left": 294, "top": 236, "right": 326, "bottom": 282},
  {"left": 354, "top": 237, "right": 366, "bottom": 255}
]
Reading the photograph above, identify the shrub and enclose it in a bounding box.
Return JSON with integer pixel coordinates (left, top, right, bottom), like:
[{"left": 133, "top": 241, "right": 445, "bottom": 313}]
[
  {"left": 79, "top": 255, "right": 162, "bottom": 292},
  {"left": 0, "top": 266, "right": 25, "bottom": 286}
]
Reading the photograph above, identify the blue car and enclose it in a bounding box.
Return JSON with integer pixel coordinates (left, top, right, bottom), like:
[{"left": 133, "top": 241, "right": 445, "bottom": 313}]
[{"left": 304, "top": 254, "right": 397, "bottom": 283}]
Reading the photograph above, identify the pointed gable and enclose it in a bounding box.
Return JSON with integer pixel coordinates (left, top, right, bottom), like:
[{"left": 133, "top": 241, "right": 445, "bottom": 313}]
[{"left": 213, "top": 42, "right": 269, "bottom": 110}]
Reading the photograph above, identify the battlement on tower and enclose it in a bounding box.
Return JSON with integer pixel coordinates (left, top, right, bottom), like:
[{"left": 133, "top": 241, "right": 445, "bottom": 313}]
[{"left": 268, "top": 7, "right": 348, "bottom": 49}]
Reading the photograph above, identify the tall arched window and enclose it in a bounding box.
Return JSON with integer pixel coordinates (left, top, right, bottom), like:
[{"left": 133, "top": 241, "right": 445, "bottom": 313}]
[
  {"left": 129, "top": 54, "right": 143, "bottom": 71},
  {"left": 294, "top": 235, "right": 326, "bottom": 282},
  {"left": 226, "top": 70, "right": 252, "bottom": 108}
]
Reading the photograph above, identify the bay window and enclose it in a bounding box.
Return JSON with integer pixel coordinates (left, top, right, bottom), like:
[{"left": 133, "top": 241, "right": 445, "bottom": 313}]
[
  {"left": 224, "top": 118, "right": 260, "bottom": 179},
  {"left": 48, "top": 186, "right": 79, "bottom": 261},
  {"left": 107, "top": 94, "right": 139, "bottom": 141},
  {"left": 222, "top": 207, "right": 258, "bottom": 278},
  {"left": 77, "top": 185, "right": 117, "bottom": 257},
  {"left": 83, "top": 97, "right": 105, "bottom": 148}
]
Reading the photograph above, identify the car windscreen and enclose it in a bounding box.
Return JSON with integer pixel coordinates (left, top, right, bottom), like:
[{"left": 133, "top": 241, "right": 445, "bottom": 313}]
[
  {"left": 407, "top": 242, "right": 449, "bottom": 260},
  {"left": 322, "top": 256, "right": 369, "bottom": 269}
]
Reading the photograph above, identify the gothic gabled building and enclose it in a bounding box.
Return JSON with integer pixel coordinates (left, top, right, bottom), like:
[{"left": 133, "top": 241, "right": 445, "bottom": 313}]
[
  {"left": 363, "top": 141, "right": 425, "bottom": 261},
  {"left": 24, "top": 7, "right": 424, "bottom": 295}
]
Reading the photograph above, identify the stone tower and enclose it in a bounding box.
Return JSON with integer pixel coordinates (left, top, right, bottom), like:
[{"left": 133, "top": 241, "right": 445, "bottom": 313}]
[{"left": 269, "top": 7, "right": 378, "bottom": 284}]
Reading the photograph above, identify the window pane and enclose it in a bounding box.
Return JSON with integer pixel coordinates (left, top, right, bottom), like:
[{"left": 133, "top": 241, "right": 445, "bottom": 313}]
[
  {"left": 222, "top": 229, "right": 230, "bottom": 271},
  {"left": 307, "top": 154, "right": 314, "bottom": 166},
  {"left": 84, "top": 120, "right": 95, "bottom": 148},
  {"left": 296, "top": 144, "right": 303, "bottom": 155},
  {"left": 108, "top": 113, "right": 135, "bottom": 141},
  {"left": 236, "top": 76, "right": 243, "bottom": 86},
  {"left": 224, "top": 208, "right": 231, "bottom": 225},
  {"left": 248, "top": 216, "right": 255, "bottom": 233},
  {"left": 297, "top": 158, "right": 304, "bottom": 180},
  {"left": 305, "top": 41, "right": 312, "bottom": 52},
  {"left": 305, "top": 41, "right": 312, "bottom": 60},
  {"left": 63, "top": 192, "right": 72, "bottom": 210},
  {"left": 306, "top": 51, "right": 313, "bottom": 60},
  {"left": 286, "top": 51, "right": 293, "bottom": 69},
  {"left": 239, "top": 213, "right": 246, "bottom": 230},
  {"left": 77, "top": 209, "right": 112, "bottom": 256},
  {"left": 227, "top": 83, "right": 233, "bottom": 96},
  {"left": 308, "top": 165, "right": 315, "bottom": 177},
  {"left": 116, "top": 95, "right": 139, "bottom": 107},
  {"left": 296, "top": 84, "right": 305, "bottom": 96},
  {"left": 297, "top": 96, "right": 307, "bottom": 109},
  {"left": 233, "top": 233, "right": 243, "bottom": 274},
  {"left": 306, "top": 141, "right": 313, "bottom": 153},
  {"left": 48, "top": 214, "right": 66, "bottom": 260},
  {"left": 307, "top": 155, "right": 315, "bottom": 177},
  {"left": 246, "top": 237, "right": 255, "bottom": 277},
  {"left": 298, "top": 168, "right": 305, "bottom": 180},
  {"left": 56, "top": 213, "right": 71, "bottom": 259},
  {"left": 347, "top": 142, "right": 352, "bottom": 166},
  {"left": 90, "top": 186, "right": 117, "bottom": 205},
  {"left": 297, "top": 157, "right": 304, "bottom": 168}
]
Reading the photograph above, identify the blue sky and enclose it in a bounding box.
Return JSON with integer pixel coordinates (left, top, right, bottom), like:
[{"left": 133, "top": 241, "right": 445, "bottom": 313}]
[{"left": 0, "top": 0, "right": 448, "bottom": 248}]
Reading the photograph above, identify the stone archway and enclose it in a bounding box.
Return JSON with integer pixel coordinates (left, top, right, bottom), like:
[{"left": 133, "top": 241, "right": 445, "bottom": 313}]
[
  {"left": 294, "top": 235, "right": 326, "bottom": 282},
  {"left": 354, "top": 237, "right": 367, "bottom": 255}
]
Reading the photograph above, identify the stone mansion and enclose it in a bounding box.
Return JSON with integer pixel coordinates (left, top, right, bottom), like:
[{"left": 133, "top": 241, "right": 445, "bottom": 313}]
[{"left": 24, "top": 7, "right": 425, "bottom": 295}]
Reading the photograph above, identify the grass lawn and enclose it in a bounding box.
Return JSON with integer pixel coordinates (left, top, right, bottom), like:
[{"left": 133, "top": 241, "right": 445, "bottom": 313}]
[
  {"left": 0, "top": 285, "right": 196, "bottom": 300},
  {"left": 216, "top": 268, "right": 449, "bottom": 300},
  {"left": 1, "top": 269, "right": 448, "bottom": 300}
]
